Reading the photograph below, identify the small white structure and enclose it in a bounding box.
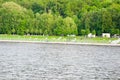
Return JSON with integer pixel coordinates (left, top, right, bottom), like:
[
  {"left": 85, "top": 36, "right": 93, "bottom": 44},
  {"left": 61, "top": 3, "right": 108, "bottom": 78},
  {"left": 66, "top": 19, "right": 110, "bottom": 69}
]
[
  {"left": 92, "top": 35, "right": 96, "bottom": 38},
  {"left": 67, "top": 34, "right": 76, "bottom": 37},
  {"left": 88, "top": 33, "right": 96, "bottom": 38},
  {"left": 113, "top": 34, "right": 119, "bottom": 38},
  {"left": 102, "top": 33, "right": 110, "bottom": 38},
  {"left": 88, "top": 33, "right": 92, "bottom": 38}
]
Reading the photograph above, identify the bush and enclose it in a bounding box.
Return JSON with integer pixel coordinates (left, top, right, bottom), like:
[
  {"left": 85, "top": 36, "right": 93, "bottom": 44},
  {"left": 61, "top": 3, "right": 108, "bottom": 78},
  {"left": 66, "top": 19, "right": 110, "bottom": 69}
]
[{"left": 81, "top": 29, "right": 86, "bottom": 36}]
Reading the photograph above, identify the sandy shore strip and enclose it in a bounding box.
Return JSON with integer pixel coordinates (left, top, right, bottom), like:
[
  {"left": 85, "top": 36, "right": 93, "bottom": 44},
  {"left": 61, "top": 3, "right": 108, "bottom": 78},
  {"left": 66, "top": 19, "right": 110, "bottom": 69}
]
[{"left": 0, "top": 40, "right": 120, "bottom": 46}]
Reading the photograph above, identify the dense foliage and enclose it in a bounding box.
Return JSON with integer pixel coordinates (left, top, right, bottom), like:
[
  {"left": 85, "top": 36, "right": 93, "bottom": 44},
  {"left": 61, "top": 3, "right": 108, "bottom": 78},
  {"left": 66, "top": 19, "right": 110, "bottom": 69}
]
[{"left": 0, "top": 0, "right": 120, "bottom": 36}]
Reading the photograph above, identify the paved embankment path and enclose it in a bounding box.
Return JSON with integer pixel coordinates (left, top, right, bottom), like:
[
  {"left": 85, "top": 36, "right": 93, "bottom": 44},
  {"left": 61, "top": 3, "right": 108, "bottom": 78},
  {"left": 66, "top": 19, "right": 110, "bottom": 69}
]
[{"left": 0, "top": 40, "right": 120, "bottom": 46}]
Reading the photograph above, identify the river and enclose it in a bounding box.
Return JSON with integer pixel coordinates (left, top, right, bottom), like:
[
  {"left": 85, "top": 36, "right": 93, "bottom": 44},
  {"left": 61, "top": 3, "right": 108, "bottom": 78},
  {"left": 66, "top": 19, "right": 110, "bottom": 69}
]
[{"left": 0, "top": 42, "right": 120, "bottom": 80}]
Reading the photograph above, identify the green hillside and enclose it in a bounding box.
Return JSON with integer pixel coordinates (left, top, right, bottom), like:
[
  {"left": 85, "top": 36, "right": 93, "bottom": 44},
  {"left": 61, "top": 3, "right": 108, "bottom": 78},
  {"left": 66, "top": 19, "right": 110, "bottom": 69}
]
[{"left": 0, "top": 0, "right": 120, "bottom": 36}]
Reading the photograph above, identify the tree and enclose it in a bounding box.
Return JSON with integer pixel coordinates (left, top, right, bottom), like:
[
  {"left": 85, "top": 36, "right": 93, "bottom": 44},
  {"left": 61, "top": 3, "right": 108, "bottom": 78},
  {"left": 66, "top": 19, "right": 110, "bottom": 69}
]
[
  {"left": 92, "top": 30, "right": 96, "bottom": 35},
  {"left": 0, "top": 2, "right": 31, "bottom": 35},
  {"left": 53, "top": 16, "right": 64, "bottom": 35},
  {"left": 85, "top": 29, "right": 90, "bottom": 35},
  {"left": 11, "top": 28, "right": 15, "bottom": 34},
  {"left": 25, "top": 29, "right": 29, "bottom": 35},
  {"left": 39, "top": 12, "right": 54, "bottom": 35},
  {"left": 115, "top": 29, "right": 120, "bottom": 35},
  {"left": 81, "top": 29, "right": 86, "bottom": 36},
  {"left": 32, "top": 2, "right": 44, "bottom": 14},
  {"left": 102, "top": 9, "right": 113, "bottom": 33},
  {"left": 63, "top": 17, "right": 78, "bottom": 35}
]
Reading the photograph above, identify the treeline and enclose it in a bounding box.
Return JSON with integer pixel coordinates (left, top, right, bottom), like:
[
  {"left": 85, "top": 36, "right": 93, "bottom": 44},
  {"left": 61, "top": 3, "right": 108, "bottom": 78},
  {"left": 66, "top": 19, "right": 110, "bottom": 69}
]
[{"left": 0, "top": 0, "right": 120, "bottom": 36}]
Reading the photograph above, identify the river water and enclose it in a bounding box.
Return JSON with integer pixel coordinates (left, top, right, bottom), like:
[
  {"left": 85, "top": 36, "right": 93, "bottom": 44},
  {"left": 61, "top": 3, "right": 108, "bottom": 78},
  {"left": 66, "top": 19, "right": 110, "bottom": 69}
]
[{"left": 0, "top": 42, "right": 120, "bottom": 80}]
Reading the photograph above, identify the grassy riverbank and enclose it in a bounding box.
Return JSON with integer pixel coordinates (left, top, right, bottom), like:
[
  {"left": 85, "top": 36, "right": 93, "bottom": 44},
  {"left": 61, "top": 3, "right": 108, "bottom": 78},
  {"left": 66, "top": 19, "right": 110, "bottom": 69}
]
[{"left": 0, "top": 34, "right": 118, "bottom": 44}]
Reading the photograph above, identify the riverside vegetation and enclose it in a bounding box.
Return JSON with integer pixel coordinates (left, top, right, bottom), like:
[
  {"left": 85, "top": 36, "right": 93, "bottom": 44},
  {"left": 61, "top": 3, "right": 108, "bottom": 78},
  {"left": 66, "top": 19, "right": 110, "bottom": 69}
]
[
  {"left": 0, "top": 0, "right": 120, "bottom": 36},
  {"left": 0, "top": 35, "right": 117, "bottom": 44}
]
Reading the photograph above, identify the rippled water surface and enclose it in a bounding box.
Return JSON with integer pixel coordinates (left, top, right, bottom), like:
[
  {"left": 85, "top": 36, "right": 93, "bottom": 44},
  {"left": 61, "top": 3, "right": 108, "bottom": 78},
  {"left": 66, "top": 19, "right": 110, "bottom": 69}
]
[{"left": 0, "top": 42, "right": 120, "bottom": 80}]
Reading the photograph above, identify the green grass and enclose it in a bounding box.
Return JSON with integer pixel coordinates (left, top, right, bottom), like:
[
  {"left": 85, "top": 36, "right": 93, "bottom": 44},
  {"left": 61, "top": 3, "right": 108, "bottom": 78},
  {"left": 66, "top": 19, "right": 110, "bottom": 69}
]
[{"left": 0, "top": 34, "right": 118, "bottom": 44}]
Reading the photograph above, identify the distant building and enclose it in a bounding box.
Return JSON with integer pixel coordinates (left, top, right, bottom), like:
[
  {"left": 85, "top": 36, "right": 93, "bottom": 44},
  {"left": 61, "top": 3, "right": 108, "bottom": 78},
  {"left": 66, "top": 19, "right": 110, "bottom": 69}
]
[
  {"left": 92, "top": 35, "right": 96, "bottom": 38},
  {"left": 113, "top": 34, "right": 119, "bottom": 38},
  {"left": 88, "top": 33, "right": 96, "bottom": 38},
  {"left": 102, "top": 33, "right": 110, "bottom": 38}
]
